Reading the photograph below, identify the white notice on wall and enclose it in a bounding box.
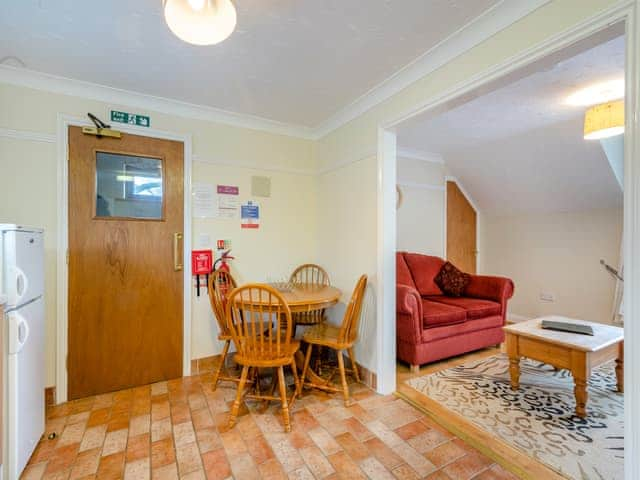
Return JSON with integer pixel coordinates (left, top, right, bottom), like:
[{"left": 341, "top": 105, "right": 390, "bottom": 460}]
[
  {"left": 192, "top": 183, "right": 216, "bottom": 218},
  {"left": 217, "top": 195, "right": 239, "bottom": 219}
]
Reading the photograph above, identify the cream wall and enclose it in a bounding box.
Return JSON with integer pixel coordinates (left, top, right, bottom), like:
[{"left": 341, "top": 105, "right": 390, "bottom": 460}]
[
  {"left": 0, "top": 82, "right": 317, "bottom": 386},
  {"left": 482, "top": 208, "right": 623, "bottom": 324},
  {"left": 314, "top": 0, "right": 619, "bottom": 385},
  {"left": 396, "top": 157, "right": 445, "bottom": 257}
]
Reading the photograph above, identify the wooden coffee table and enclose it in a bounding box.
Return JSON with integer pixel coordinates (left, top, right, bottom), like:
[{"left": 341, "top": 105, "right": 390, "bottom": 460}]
[{"left": 504, "top": 316, "right": 623, "bottom": 418}]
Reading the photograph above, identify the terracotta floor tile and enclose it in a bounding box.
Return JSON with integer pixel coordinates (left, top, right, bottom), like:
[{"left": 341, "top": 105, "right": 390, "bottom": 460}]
[
  {"left": 407, "top": 428, "right": 448, "bottom": 454},
  {"left": 334, "top": 432, "right": 369, "bottom": 461},
  {"left": 298, "top": 446, "right": 335, "bottom": 479},
  {"left": 364, "top": 437, "right": 404, "bottom": 471},
  {"left": 442, "top": 452, "right": 493, "bottom": 480},
  {"left": 424, "top": 441, "right": 468, "bottom": 469},
  {"left": 360, "top": 456, "right": 396, "bottom": 480},
  {"left": 45, "top": 443, "right": 80, "bottom": 474},
  {"left": 67, "top": 412, "right": 91, "bottom": 426},
  {"left": 228, "top": 452, "right": 260, "bottom": 480},
  {"left": 58, "top": 423, "right": 87, "bottom": 447},
  {"left": 106, "top": 412, "right": 130, "bottom": 433},
  {"left": 219, "top": 428, "right": 247, "bottom": 457},
  {"left": 175, "top": 442, "right": 203, "bottom": 475},
  {"left": 172, "top": 421, "right": 196, "bottom": 447},
  {"left": 170, "top": 403, "right": 191, "bottom": 425},
  {"left": 391, "top": 442, "right": 437, "bottom": 477},
  {"left": 30, "top": 438, "right": 60, "bottom": 464},
  {"left": 366, "top": 420, "right": 404, "bottom": 448},
  {"left": 151, "top": 418, "right": 172, "bottom": 443},
  {"left": 391, "top": 464, "right": 420, "bottom": 480},
  {"left": 326, "top": 451, "right": 366, "bottom": 480},
  {"left": 21, "top": 461, "right": 48, "bottom": 480},
  {"left": 102, "top": 429, "right": 128, "bottom": 457},
  {"left": 258, "top": 458, "right": 288, "bottom": 480},
  {"left": 287, "top": 465, "right": 315, "bottom": 480},
  {"left": 96, "top": 452, "right": 125, "bottom": 479},
  {"left": 395, "top": 420, "right": 429, "bottom": 441},
  {"left": 291, "top": 409, "right": 320, "bottom": 431},
  {"left": 86, "top": 409, "right": 111, "bottom": 428},
  {"left": 151, "top": 401, "right": 170, "bottom": 422},
  {"left": 247, "top": 434, "right": 275, "bottom": 465},
  {"left": 151, "top": 463, "right": 178, "bottom": 480},
  {"left": 307, "top": 427, "right": 342, "bottom": 456},
  {"left": 191, "top": 408, "right": 214, "bottom": 431},
  {"left": 195, "top": 426, "right": 222, "bottom": 454},
  {"left": 79, "top": 425, "right": 107, "bottom": 453},
  {"left": 125, "top": 433, "right": 151, "bottom": 462},
  {"left": 129, "top": 415, "right": 151, "bottom": 437},
  {"left": 180, "top": 470, "right": 206, "bottom": 480},
  {"left": 42, "top": 468, "right": 72, "bottom": 480},
  {"left": 269, "top": 437, "right": 305, "bottom": 473},
  {"left": 201, "top": 448, "right": 231, "bottom": 480},
  {"left": 69, "top": 448, "right": 101, "bottom": 480},
  {"left": 123, "top": 457, "right": 150, "bottom": 480},
  {"left": 151, "top": 438, "right": 176, "bottom": 469},
  {"left": 425, "top": 471, "right": 453, "bottom": 480}
]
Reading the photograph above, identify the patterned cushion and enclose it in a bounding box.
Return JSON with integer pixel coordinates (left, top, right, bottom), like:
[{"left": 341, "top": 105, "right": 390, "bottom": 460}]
[{"left": 434, "top": 262, "right": 470, "bottom": 297}]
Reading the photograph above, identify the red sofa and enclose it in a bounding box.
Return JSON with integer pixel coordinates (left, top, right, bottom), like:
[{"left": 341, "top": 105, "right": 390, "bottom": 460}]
[{"left": 396, "top": 252, "right": 514, "bottom": 370}]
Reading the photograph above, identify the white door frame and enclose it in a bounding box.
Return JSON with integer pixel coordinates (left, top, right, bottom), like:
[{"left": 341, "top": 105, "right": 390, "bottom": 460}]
[
  {"left": 55, "top": 114, "right": 193, "bottom": 404},
  {"left": 377, "top": 3, "right": 640, "bottom": 477}
]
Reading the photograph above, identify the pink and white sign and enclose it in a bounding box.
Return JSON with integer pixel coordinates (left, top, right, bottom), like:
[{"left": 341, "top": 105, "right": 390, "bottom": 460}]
[{"left": 217, "top": 185, "right": 239, "bottom": 195}]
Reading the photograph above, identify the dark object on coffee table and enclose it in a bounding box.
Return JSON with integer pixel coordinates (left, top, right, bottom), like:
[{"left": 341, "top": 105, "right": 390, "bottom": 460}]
[{"left": 541, "top": 320, "right": 594, "bottom": 336}]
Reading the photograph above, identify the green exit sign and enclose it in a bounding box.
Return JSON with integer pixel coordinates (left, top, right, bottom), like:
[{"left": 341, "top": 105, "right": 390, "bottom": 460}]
[{"left": 110, "top": 110, "right": 150, "bottom": 128}]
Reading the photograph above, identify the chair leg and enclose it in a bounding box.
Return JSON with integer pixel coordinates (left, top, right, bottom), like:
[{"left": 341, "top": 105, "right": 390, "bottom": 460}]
[
  {"left": 336, "top": 349, "right": 352, "bottom": 407},
  {"left": 347, "top": 347, "right": 360, "bottom": 383},
  {"left": 277, "top": 366, "right": 291, "bottom": 433},
  {"left": 212, "top": 340, "right": 230, "bottom": 391},
  {"left": 228, "top": 365, "right": 248, "bottom": 429},
  {"left": 301, "top": 343, "right": 313, "bottom": 386},
  {"left": 290, "top": 359, "right": 301, "bottom": 404}
]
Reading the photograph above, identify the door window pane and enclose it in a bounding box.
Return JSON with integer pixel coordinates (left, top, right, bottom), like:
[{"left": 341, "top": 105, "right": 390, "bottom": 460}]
[{"left": 96, "top": 152, "right": 163, "bottom": 220}]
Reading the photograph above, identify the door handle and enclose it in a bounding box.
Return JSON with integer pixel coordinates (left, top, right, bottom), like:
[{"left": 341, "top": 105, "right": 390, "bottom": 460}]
[{"left": 174, "top": 232, "right": 183, "bottom": 271}]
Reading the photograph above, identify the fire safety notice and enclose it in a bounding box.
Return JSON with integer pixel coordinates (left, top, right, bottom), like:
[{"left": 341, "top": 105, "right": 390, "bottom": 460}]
[
  {"left": 240, "top": 200, "right": 260, "bottom": 228},
  {"left": 241, "top": 201, "right": 260, "bottom": 229}
]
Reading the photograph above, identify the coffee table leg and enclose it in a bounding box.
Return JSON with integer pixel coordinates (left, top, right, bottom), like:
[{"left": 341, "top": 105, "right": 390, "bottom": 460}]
[
  {"left": 571, "top": 351, "right": 588, "bottom": 418},
  {"left": 616, "top": 341, "right": 624, "bottom": 393},
  {"left": 505, "top": 333, "right": 520, "bottom": 390}
]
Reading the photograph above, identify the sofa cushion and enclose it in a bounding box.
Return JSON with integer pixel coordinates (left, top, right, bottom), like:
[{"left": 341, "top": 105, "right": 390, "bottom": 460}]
[
  {"left": 425, "top": 296, "right": 501, "bottom": 319},
  {"left": 421, "top": 300, "right": 466, "bottom": 328},
  {"left": 404, "top": 253, "right": 445, "bottom": 296},
  {"left": 434, "top": 261, "right": 470, "bottom": 297},
  {"left": 420, "top": 315, "right": 503, "bottom": 344},
  {"left": 396, "top": 252, "right": 416, "bottom": 288}
]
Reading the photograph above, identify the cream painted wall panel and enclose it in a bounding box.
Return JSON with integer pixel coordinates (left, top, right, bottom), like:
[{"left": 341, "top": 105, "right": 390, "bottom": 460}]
[
  {"left": 0, "top": 82, "right": 315, "bottom": 387},
  {"left": 0, "top": 138, "right": 58, "bottom": 383},
  {"left": 397, "top": 157, "right": 445, "bottom": 256},
  {"left": 482, "top": 209, "right": 623, "bottom": 324},
  {"left": 190, "top": 162, "right": 318, "bottom": 359},
  {"left": 316, "top": 157, "right": 378, "bottom": 373}
]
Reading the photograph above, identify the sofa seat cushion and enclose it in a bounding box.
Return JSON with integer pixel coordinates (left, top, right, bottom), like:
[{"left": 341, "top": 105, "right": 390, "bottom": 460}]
[
  {"left": 421, "top": 300, "right": 466, "bottom": 328},
  {"left": 422, "top": 315, "right": 503, "bottom": 343},
  {"left": 404, "top": 253, "right": 445, "bottom": 296},
  {"left": 425, "top": 296, "right": 501, "bottom": 319}
]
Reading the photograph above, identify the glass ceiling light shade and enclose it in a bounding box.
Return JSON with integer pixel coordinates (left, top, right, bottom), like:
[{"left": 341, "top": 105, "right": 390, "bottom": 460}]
[
  {"left": 163, "top": 0, "right": 236, "bottom": 46},
  {"left": 584, "top": 100, "right": 624, "bottom": 140}
]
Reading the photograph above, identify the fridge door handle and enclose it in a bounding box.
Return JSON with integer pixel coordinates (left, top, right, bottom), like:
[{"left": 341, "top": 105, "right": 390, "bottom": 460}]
[
  {"left": 9, "top": 265, "right": 29, "bottom": 305},
  {"left": 9, "top": 311, "right": 30, "bottom": 354}
]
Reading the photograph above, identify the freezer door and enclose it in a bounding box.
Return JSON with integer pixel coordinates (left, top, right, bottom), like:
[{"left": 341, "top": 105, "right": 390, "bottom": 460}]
[
  {"left": 1, "top": 229, "right": 44, "bottom": 307},
  {"left": 6, "top": 297, "right": 45, "bottom": 478}
]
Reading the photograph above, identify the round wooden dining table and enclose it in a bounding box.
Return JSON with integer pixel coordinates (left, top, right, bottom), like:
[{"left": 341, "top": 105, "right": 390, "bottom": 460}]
[{"left": 234, "top": 283, "right": 342, "bottom": 316}]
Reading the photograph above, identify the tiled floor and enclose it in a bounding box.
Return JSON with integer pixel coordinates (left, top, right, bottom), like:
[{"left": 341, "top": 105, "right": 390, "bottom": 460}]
[{"left": 22, "top": 366, "right": 518, "bottom": 480}]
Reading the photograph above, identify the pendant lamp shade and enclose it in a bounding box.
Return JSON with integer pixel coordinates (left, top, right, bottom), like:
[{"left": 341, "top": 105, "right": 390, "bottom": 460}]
[
  {"left": 584, "top": 100, "right": 625, "bottom": 140},
  {"left": 163, "top": 0, "right": 236, "bottom": 46}
]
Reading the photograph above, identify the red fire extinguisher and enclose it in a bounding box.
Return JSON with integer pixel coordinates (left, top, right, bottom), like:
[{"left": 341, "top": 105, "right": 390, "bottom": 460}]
[{"left": 213, "top": 249, "right": 234, "bottom": 272}]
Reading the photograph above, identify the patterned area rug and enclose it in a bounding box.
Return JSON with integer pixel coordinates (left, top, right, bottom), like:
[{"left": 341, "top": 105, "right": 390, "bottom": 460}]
[{"left": 406, "top": 354, "right": 623, "bottom": 480}]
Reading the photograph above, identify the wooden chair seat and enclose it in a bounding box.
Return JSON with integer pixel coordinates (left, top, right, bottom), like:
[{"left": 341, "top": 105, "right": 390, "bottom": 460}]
[{"left": 300, "top": 275, "right": 367, "bottom": 407}]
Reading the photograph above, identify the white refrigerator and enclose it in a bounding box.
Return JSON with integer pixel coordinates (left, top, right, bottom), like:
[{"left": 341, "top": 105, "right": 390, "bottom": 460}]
[{"left": 0, "top": 225, "right": 45, "bottom": 480}]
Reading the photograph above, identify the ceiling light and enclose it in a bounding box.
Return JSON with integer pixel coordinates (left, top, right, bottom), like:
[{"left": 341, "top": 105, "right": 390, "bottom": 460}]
[
  {"left": 566, "top": 79, "right": 625, "bottom": 106},
  {"left": 163, "top": 0, "right": 236, "bottom": 46},
  {"left": 584, "top": 100, "right": 624, "bottom": 140}
]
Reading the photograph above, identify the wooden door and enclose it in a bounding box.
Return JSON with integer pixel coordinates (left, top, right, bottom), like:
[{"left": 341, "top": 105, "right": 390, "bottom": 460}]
[
  {"left": 68, "top": 126, "right": 184, "bottom": 400},
  {"left": 446, "top": 181, "right": 477, "bottom": 274}
]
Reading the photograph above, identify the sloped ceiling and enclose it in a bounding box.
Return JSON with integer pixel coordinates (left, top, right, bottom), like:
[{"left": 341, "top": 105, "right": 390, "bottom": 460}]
[{"left": 398, "top": 34, "right": 625, "bottom": 215}]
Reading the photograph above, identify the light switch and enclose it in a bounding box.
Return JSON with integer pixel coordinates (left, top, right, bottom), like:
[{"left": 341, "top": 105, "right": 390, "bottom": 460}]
[{"left": 540, "top": 292, "right": 555, "bottom": 302}]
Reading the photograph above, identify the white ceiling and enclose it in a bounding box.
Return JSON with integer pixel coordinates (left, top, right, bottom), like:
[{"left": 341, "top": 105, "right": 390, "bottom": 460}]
[
  {"left": 398, "top": 34, "right": 625, "bottom": 214},
  {"left": 1, "top": 0, "right": 500, "bottom": 128}
]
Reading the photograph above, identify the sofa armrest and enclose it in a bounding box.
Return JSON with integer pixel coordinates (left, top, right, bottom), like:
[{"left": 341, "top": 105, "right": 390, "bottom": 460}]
[
  {"left": 465, "top": 275, "right": 514, "bottom": 305},
  {"left": 396, "top": 284, "right": 423, "bottom": 344}
]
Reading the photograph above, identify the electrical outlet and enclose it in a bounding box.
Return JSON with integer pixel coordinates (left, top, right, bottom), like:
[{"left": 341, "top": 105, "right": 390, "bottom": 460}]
[{"left": 540, "top": 292, "right": 555, "bottom": 302}]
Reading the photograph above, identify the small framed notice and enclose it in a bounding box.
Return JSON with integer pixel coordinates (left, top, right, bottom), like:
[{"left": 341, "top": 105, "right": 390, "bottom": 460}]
[{"left": 241, "top": 201, "right": 260, "bottom": 229}]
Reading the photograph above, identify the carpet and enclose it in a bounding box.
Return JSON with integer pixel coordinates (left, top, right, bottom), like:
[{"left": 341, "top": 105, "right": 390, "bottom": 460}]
[{"left": 405, "top": 354, "right": 623, "bottom": 480}]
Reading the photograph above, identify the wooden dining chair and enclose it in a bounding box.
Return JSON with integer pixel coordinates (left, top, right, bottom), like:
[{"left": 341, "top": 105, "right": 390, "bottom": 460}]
[
  {"left": 208, "top": 269, "right": 239, "bottom": 390},
  {"left": 289, "top": 264, "right": 331, "bottom": 330},
  {"left": 226, "top": 284, "right": 301, "bottom": 432},
  {"left": 300, "top": 275, "right": 367, "bottom": 407}
]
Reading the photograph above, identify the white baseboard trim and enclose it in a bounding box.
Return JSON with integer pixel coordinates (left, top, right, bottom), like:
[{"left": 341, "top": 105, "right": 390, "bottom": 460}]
[{"left": 508, "top": 313, "right": 533, "bottom": 323}]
